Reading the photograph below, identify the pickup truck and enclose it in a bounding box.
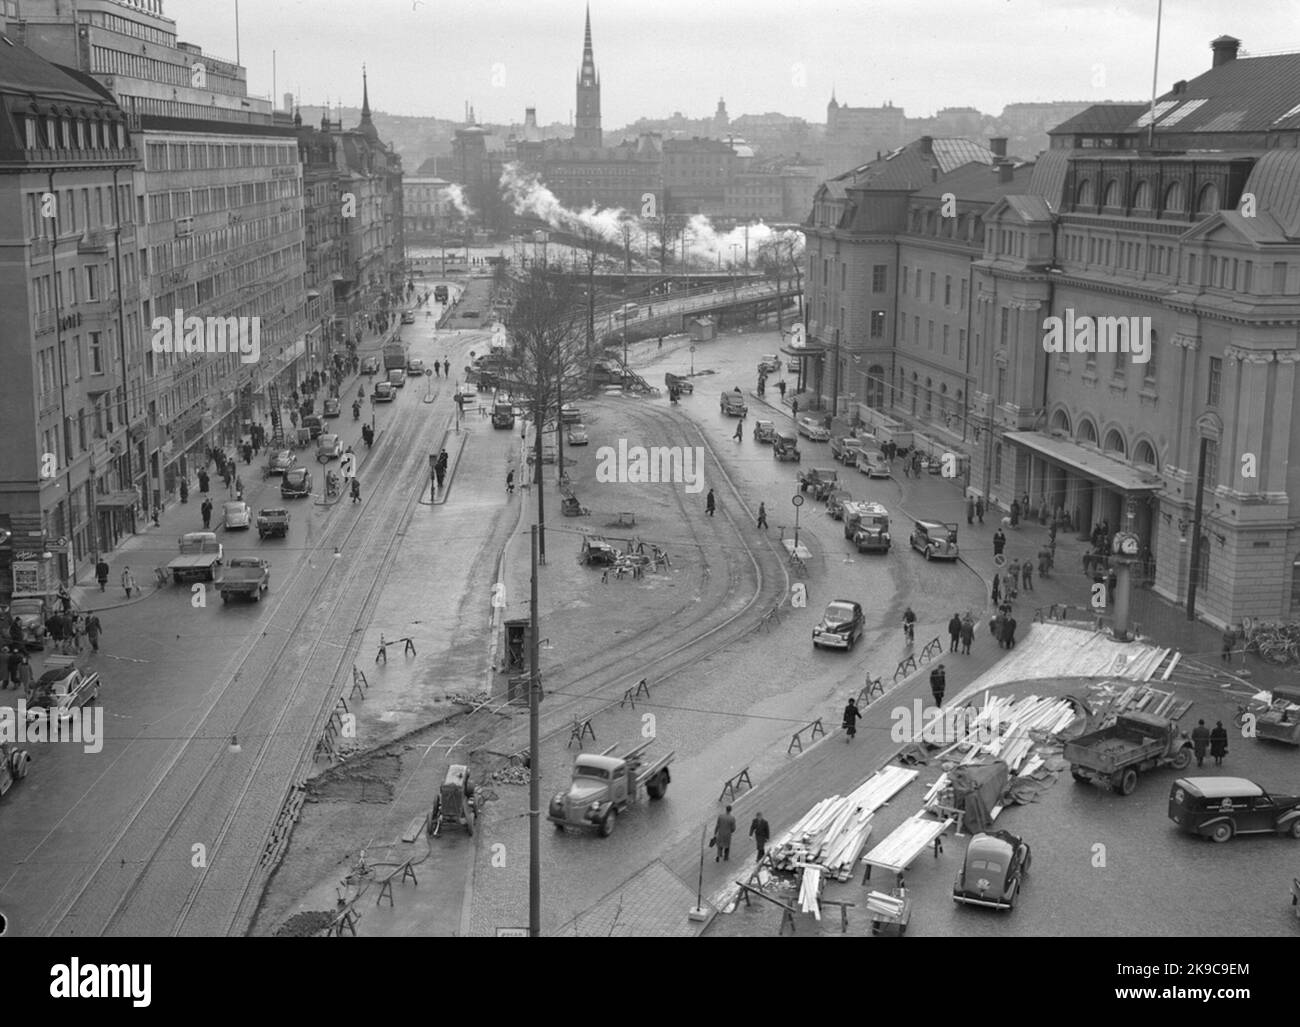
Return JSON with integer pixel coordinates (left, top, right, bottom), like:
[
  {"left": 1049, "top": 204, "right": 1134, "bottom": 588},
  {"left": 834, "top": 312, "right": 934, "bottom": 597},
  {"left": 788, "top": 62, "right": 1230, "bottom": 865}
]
[
  {"left": 720, "top": 390, "right": 747, "bottom": 417},
  {"left": 256, "top": 508, "right": 290, "bottom": 539},
  {"left": 167, "top": 532, "right": 224, "bottom": 583},
  {"left": 26, "top": 655, "right": 100, "bottom": 726},
  {"left": 218, "top": 557, "right": 270, "bottom": 603},
  {"left": 1064, "top": 710, "right": 1194, "bottom": 795},
  {"left": 548, "top": 740, "right": 674, "bottom": 837}
]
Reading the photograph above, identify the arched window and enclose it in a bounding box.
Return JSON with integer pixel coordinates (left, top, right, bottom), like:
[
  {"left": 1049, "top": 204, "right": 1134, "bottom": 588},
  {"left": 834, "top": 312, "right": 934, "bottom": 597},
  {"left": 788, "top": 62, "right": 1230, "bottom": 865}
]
[
  {"left": 1132, "top": 180, "right": 1151, "bottom": 210},
  {"left": 1103, "top": 429, "right": 1127, "bottom": 456},
  {"left": 1078, "top": 419, "right": 1098, "bottom": 446},
  {"left": 1051, "top": 409, "right": 1071, "bottom": 434},
  {"left": 1075, "top": 179, "right": 1094, "bottom": 207},
  {"left": 1195, "top": 183, "right": 1219, "bottom": 215},
  {"left": 1163, "top": 181, "right": 1184, "bottom": 214},
  {"left": 1102, "top": 179, "right": 1119, "bottom": 208},
  {"left": 1133, "top": 440, "right": 1158, "bottom": 469}
]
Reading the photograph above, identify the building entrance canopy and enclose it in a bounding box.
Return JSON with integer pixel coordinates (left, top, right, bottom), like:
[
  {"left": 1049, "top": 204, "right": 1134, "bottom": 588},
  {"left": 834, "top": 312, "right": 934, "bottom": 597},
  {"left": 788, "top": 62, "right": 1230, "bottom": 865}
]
[{"left": 1005, "top": 431, "right": 1161, "bottom": 493}]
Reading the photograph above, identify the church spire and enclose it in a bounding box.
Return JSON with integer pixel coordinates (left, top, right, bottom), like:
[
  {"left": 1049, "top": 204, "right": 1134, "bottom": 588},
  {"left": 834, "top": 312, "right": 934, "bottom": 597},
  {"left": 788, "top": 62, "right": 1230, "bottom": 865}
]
[
  {"left": 358, "top": 64, "right": 379, "bottom": 142},
  {"left": 574, "top": 5, "right": 602, "bottom": 147}
]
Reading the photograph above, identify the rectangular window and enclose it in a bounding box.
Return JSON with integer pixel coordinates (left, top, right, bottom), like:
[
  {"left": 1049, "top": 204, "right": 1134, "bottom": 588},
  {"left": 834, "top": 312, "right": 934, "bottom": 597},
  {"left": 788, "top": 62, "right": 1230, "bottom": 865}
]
[
  {"left": 89, "top": 331, "right": 105, "bottom": 374},
  {"left": 927, "top": 321, "right": 934, "bottom": 350},
  {"left": 870, "top": 310, "right": 885, "bottom": 338},
  {"left": 86, "top": 265, "right": 100, "bottom": 300},
  {"left": 942, "top": 325, "right": 950, "bottom": 355},
  {"left": 840, "top": 264, "right": 846, "bottom": 291},
  {"left": 944, "top": 276, "right": 952, "bottom": 306},
  {"left": 999, "top": 308, "right": 1009, "bottom": 347},
  {"left": 1243, "top": 261, "right": 1253, "bottom": 292},
  {"left": 928, "top": 272, "right": 935, "bottom": 302},
  {"left": 1203, "top": 439, "right": 1219, "bottom": 490},
  {"left": 72, "top": 335, "right": 82, "bottom": 380},
  {"left": 1208, "top": 357, "right": 1222, "bottom": 406},
  {"left": 996, "top": 366, "right": 1006, "bottom": 405},
  {"left": 1273, "top": 262, "right": 1287, "bottom": 293},
  {"left": 958, "top": 329, "right": 966, "bottom": 360},
  {"left": 960, "top": 279, "right": 967, "bottom": 310},
  {"left": 872, "top": 264, "right": 887, "bottom": 293},
  {"left": 913, "top": 315, "right": 920, "bottom": 343}
]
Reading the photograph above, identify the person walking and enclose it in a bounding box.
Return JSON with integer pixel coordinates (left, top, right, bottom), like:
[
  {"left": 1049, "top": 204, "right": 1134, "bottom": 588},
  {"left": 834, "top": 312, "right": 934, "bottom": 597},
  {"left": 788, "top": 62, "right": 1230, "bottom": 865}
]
[
  {"left": 1003, "top": 569, "right": 1017, "bottom": 601},
  {"left": 992, "top": 528, "right": 1006, "bottom": 557},
  {"left": 95, "top": 558, "right": 110, "bottom": 592},
  {"left": 975, "top": 496, "right": 985, "bottom": 524},
  {"left": 57, "top": 584, "right": 72, "bottom": 614},
  {"left": 733, "top": 420, "right": 743, "bottom": 442},
  {"left": 1022, "top": 560, "right": 1033, "bottom": 592},
  {"left": 1010, "top": 499, "right": 1021, "bottom": 527},
  {"left": 1001, "top": 614, "right": 1018, "bottom": 649},
  {"left": 705, "top": 489, "right": 716, "bottom": 517},
  {"left": 1038, "top": 547, "right": 1051, "bottom": 579},
  {"left": 1209, "top": 722, "right": 1229, "bottom": 765},
  {"left": 5, "top": 646, "right": 20, "bottom": 689},
  {"left": 966, "top": 496, "right": 975, "bottom": 525},
  {"left": 930, "top": 664, "right": 947, "bottom": 707},
  {"left": 16, "top": 652, "right": 33, "bottom": 695},
  {"left": 351, "top": 478, "right": 362, "bottom": 503},
  {"left": 902, "top": 606, "right": 916, "bottom": 644},
  {"left": 197, "top": 469, "right": 210, "bottom": 494},
  {"left": 122, "top": 567, "right": 135, "bottom": 598},
  {"left": 1191, "top": 719, "right": 1210, "bottom": 767},
  {"left": 777, "top": 380, "right": 786, "bottom": 400},
  {"left": 790, "top": 398, "right": 798, "bottom": 418},
  {"left": 506, "top": 470, "right": 515, "bottom": 495},
  {"left": 756, "top": 502, "right": 768, "bottom": 530},
  {"left": 713, "top": 805, "right": 737, "bottom": 862},
  {"left": 842, "top": 697, "right": 862, "bottom": 742},
  {"left": 1221, "top": 625, "right": 1237, "bottom": 663},
  {"left": 948, "top": 613, "right": 962, "bottom": 652},
  {"left": 85, "top": 613, "right": 102, "bottom": 653},
  {"left": 443, "top": 358, "right": 450, "bottom": 378},
  {"left": 179, "top": 477, "right": 189, "bottom": 504},
  {"left": 991, "top": 574, "right": 1001, "bottom": 606},
  {"left": 201, "top": 497, "right": 213, "bottom": 529},
  {"left": 959, "top": 615, "right": 975, "bottom": 655},
  {"left": 749, "top": 812, "right": 771, "bottom": 860}
]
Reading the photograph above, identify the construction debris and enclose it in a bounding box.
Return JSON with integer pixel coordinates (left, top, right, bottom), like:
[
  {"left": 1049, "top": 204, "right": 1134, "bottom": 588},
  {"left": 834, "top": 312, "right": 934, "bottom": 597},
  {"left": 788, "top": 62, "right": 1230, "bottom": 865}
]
[
  {"left": 865, "top": 890, "right": 906, "bottom": 919},
  {"left": 443, "top": 691, "right": 492, "bottom": 707},
  {"left": 488, "top": 764, "right": 529, "bottom": 785}
]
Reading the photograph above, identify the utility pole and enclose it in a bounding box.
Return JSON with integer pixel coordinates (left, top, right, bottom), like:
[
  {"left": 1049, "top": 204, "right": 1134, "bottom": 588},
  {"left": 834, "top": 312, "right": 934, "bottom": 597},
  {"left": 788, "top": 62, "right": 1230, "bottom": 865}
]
[{"left": 529, "top": 524, "right": 541, "bottom": 937}]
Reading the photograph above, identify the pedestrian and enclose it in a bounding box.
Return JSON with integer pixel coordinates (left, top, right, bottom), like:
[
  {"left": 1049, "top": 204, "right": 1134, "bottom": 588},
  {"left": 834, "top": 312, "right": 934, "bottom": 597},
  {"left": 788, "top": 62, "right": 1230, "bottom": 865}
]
[
  {"left": 777, "top": 380, "right": 786, "bottom": 399},
  {"left": 733, "top": 420, "right": 743, "bottom": 442},
  {"left": 235, "top": 476, "right": 244, "bottom": 502},
  {"left": 1021, "top": 492, "right": 1030, "bottom": 517},
  {"left": 197, "top": 469, "right": 210, "bottom": 494},
  {"left": 975, "top": 496, "right": 985, "bottom": 524},
  {"left": 991, "top": 574, "right": 1001, "bottom": 605},
  {"left": 1010, "top": 499, "right": 1021, "bottom": 527},
  {"left": 1038, "top": 548, "right": 1051, "bottom": 579},
  {"left": 351, "top": 478, "right": 361, "bottom": 503},
  {"left": 756, "top": 502, "right": 767, "bottom": 530},
  {"left": 960, "top": 616, "right": 974, "bottom": 655},
  {"left": 243, "top": 442, "right": 253, "bottom": 465},
  {"left": 69, "top": 613, "right": 84, "bottom": 653},
  {"left": 791, "top": 399, "right": 798, "bottom": 418},
  {"left": 713, "top": 805, "right": 737, "bottom": 862},
  {"left": 122, "top": 567, "right": 135, "bottom": 598},
  {"left": 443, "top": 358, "right": 450, "bottom": 377},
  {"left": 57, "top": 583, "right": 72, "bottom": 613},
  {"left": 1002, "top": 614, "right": 1018, "bottom": 649},
  {"left": 201, "top": 497, "right": 213, "bottom": 529},
  {"left": 1209, "top": 721, "right": 1228, "bottom": 766},
  {"left": 95, "top": 558, "right": 110, "bottom": 592},
  {"left": 911, "top": 452, "right": 921, "bottom": 477},
  {"left": 506, "top": 470, "right": 515, "bottom": 495},
  {"left": 179, "top": 478, "right": 189, "bottom": 504},
  {"left": 1003, "top": 570, "right": 1017, "bottom": 601},
  {"left": 992, "top": 528, "right": 1006, "bottom": 557},
  {"left": 16, "top": 652, "right": 32, "bottom": 695},
  {"left": 930, "top": 664, "right": 946, "bottom": 707},
  {"left": 948, "top": 613, "right": 962, "bottom": 652},
  {"left": 84, "top": 612, "right": 103, "bottom": 653},
  {"left": 1022, "top": 560, "right": 1033, "bottom": 591},
  {"left": 902, "top": 606, "right": 916, "bottom": 644},
  {"left": 749, "top": 812, "right": 771, "bottom": 860},
  {"left": 433, "top": 361, "right": 441, "bottom": 378},
  {"left": 842, "top": 697, "right": 861, "bottom": 742},
  {"left": 5, "top": 646, "right": 20, "bottom": 688},
  {"left": 1221, "top": 625, "right": 1236, "bottom": 663},
  {"left": 705, "top": 489, "right": 716, "bottom": 517},
  {"left": 966, "top": 496, "right": 975, "bottom": 525},
  {"left": 1191, "top": 719, "right": 1210, "bottom": 767}
]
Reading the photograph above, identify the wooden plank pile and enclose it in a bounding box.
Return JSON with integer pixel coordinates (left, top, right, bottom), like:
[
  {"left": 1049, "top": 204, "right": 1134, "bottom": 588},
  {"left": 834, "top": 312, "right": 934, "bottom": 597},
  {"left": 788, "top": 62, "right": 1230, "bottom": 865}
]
[
  {"left": 797, "top": 864, "right": 823, "bottom": 918},
  {"left": 1083, "top": 681, "right": 1190, "bottom": 729},
  {"left": 933, "top": 694, "right": 1078, "bottom": 773},
  {"left": 865, "top": 890, "right": 906, "bottom": 920},
  {"left": 861, "top": 812, "right": 953, "bottom": 873}
]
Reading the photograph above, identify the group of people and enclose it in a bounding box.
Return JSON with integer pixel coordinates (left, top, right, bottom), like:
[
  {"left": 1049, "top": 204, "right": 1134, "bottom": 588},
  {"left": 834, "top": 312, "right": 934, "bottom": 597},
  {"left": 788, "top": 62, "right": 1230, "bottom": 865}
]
[
  {"left": 42, "top": 608, "right": 103, "bottom": 654},
  {"left": 947, "top": 612, "right": 977, "bottom": 655},
  {"left": 1191, "top": 719, "right": 1230, "bottom": 767},
  {"left": 710, "top": 804, "right": 774, "bottom": 863}
]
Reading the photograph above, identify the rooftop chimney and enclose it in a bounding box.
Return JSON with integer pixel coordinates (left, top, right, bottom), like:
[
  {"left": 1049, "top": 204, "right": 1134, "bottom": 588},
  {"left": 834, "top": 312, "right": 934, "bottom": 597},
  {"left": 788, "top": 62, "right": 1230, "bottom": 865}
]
[
  {"left": 919, "top": 135, "right": 933, "bottom": 155},
  {"left": 998, "top": 160, "right": 1014, "bottom": 184},
  {"left": 989, "top": 137, "right": 1007, "bottom": 158},
  {"left": 1172, "top": 80, "right": 1188, "bottom": 94},
  {"left": 1211, "top": 35, "right": 1241, "bottom": 68}
]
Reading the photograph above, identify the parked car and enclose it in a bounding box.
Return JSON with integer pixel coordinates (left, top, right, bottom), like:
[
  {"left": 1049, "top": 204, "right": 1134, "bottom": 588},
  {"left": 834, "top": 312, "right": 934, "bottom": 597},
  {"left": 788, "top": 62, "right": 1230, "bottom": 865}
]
[
  {"left": 281, "top": 467, "right": 313, "bottom": 498},
  {"left": 856, "top": 448, "right": 892, "bottom": 478},
  {"left": 787, "top": 357, "right": 800, "bottom": 372},
  {"left": 831, "top": 435, "right": 865, "bottom": 465},
  {"left": 560, "top": 403, "right": 583, "bottom": 424},
  {"left": 753, "top": 419, "right": 777, "bottom": 444},
  {"left": 322, "top": 397, "right": 341, "bottom": 418},
  {"left": 222, "top": 500, "right": 251, "bottom": 529},
  {"left": 264, "top": 448, "right": 294, "bottom": 477},
  {"left": 797, "top": 415, "right": 831, "bottom": 442},
  {"left": 400, "top": 310, "right": 416, "bottom": 324},
  {"left": 579, "top": 535, "right": 619, "bottom": 567},
  {"left": 373, "top": 381, "right": 395, "bottom": 402},
  {"left": 773, "top": 431, "right": 801, "bottom": 462},
  {"left": 301, "top": 415, "right": 324, "bottom": 440},
  {"left": 388, "top": 367, "right": 407, "bottom": 388},
  {"left": 825, "top": 489, "right": 853, "bottom": 520},
  {"left": 909, "top": 519, "right": 960, "bottom": 560},
  {"left": 407, "top": 358, "right": 426, "bottom": 376},
  {"left": 567, "top": 424, "right": 589, "bottom": 446},
  {"left": 953, "top": 830, "right": 1032, "bottom": 911},
  {"left": 26, "top": 655, "right": 100, "bottom": 727},
  {"left": 798, "top": 466, "right": 838, "bottom": 499},
  {"left": 360, "top": 355, "right": 381, "bottom": 375},
  {"left": 0, "top": 741, "right": 31, "bottom": 798},
  {"left": 812, "top": 599, "right": 865, "bottom": 651},
  {"left": 1168, "top": 777, "right": 1300, "bottom": 843},
  {"left": 316, "top": 434, "right": 343, "bottom": 462},
  {"left": 8, "top": 597, "right": 52, "bottom": 651},
  {"left": 757, "top": 354, "right": 781, "bottom": 373}
]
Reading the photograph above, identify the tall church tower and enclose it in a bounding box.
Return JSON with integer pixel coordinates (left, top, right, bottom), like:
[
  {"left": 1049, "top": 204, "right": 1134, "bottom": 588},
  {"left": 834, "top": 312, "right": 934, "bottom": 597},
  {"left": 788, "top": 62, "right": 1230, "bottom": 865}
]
[{"left": 574, "top": 5, "right": 602, "bottom": 148}]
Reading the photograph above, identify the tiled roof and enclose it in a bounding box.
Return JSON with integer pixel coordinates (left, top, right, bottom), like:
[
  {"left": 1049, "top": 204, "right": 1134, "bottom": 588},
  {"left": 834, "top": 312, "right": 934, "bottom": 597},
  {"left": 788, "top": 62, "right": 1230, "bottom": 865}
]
[
  {"left": 837, "top": 138, "right": 995, "bottom": 191},
  {"left": 931, "top": 138, "right": 995, "bottom": 173},
  {"left": 1002, "top": 195, "right": 1054, "bottom": 222},
  {"left": 1138, "top": 52, "right": 1300, "bottom": 134},
  {"left": 1048, "top": 103, "right": 1148, "bottom": 136},
  {"left": 0, "top": 36, "right": 110, "bottom": 103},
  {"left": 914, "top": 160, "right": 1034, "bottom": 202},
  {"left": 1027, "top": 148, "right": 1069, "bottom": 209}
]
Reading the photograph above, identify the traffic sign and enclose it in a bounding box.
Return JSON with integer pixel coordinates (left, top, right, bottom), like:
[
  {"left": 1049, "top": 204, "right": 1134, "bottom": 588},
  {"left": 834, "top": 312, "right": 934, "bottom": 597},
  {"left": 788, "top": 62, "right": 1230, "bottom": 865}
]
[{"left": 791, "top": 495, "right": 804, "bottom": 507}]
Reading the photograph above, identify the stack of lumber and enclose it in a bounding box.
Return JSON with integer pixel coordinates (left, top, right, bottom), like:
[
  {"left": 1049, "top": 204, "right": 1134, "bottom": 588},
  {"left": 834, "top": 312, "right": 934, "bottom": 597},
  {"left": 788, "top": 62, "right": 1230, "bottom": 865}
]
[
  {"left": 797, "top": 864, "right": 823, "bottom": 918},
  {"left": 865, "top": 890, "right": 906, "bottom": 920},
  {"left": 933, "top": 694, "right": 1078, "bottom": 773},
  {"left": 861, "top": 812, "right": 953, "bottom": 873}
]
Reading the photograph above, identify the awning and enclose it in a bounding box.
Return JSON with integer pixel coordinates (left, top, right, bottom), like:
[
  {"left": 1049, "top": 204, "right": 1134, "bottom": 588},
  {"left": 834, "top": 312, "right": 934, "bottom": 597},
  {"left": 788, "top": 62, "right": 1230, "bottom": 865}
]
[
  {"left": 781, "top": 346, "right": 823, "bottom": 358},
  {"left": 95, "top": 489, "right": 140, "bottom": 509},
  {"left": 1004, "top": 431, "right": 1162, "bottom": 492}
]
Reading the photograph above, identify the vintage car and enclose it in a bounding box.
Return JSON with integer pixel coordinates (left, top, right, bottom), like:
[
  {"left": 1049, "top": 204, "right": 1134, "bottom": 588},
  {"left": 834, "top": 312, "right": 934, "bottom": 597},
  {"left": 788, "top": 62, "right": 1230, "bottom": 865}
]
[
  {"left": 825, "top": 489, "right": 853, "bottom": 520},
  {"left": 797, "top": 415, "right": 831, "bottom": 442},
  {"left": 407, "top": 358, "right": 426, "bottom": 377},
  {"left": 1168, "top": 777, "right": 1300, "bottom": 843},
  {"left": 256, "top": 508, "right": 290, "bottom": 540},
  {"left": 26, "top": 655, "right": 100, "bottom": 726},
  {"left": 773, "top": 431, "right": 801, "bottom": 462},
  {"left": 388, "top": 367, "right": 407, "bottom": 388},
  {"left": 757, "top": 354, "right": 781, "bottom": 373},
  {"left": 798, "top": 466, "right": 839, "bottom": 500},
  {"left": 373, "top": 381, "right": 395, "bottom": 402},
  {"left": 560, "top": 403, "right": 583, "bottom": 424},
  {"left": 567, "top": 424, "right": 589, "bottom": 446},
  {"left": 316, "top": 434, "right": 343, "bottom": 462},
  {"left": 400, "top": 310, "right": 416, "bottom": 324},
  {"left": 579, "top": 535, "right": 619, "bottom": 567},
  {"left": 360, "top": 355, "right": 381, "bottom": 376},
  {"left": 222, "top": 500, "right": 252, "bottom": 529},
  {"left": 910, "top": 519, "right": 960, "bottom": 560},
  {"left": 812, "top": 599, "right": 865, "bottom": 651},
  {"left": 280, "top": 467, "right": 313, "bottom": 499},
  {"left": 322, "top": 397, "right": 341, "bottom": 418},
  {"left": 300, "top": 414, "right": 324, "bottom": 440},
  {"left": 664, "top": 372, "right": 694, "bottom": 395},
  {"left": 263, "top": 448, "right": 295, "bottom": 477},
  {"left": 846, "top": 501, "right": 892, "bottom": 552},
  {"left": 953, "top": 830, "right": 1032, "bottom": 910},
  {"left": 856, "top": 448, "right": 892, "bottom": 478},
  {"left": 8, "top": 597, "right": 52, "bottom": 651},
  {"left": 830, "top": 435, "right": 865, "bottom": 465},
  {"left": 0, "top": 741, "right": 31, "bottom": 798},
  {"left": 1255, "top": 685, "right": 1300, "bottom": 745},
  {"left": 787, "top": 356, "right": 801, "bottom": 372},
  {"left": 753, "top": 419, "right": 777, "bottom": 444}
]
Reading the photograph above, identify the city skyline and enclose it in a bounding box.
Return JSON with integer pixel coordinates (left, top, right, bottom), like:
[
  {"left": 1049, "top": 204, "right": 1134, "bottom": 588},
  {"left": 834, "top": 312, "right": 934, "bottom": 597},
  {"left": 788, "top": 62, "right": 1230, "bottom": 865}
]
[{"left": 168, "top": 0, "right": 1300, "bottom": 128}]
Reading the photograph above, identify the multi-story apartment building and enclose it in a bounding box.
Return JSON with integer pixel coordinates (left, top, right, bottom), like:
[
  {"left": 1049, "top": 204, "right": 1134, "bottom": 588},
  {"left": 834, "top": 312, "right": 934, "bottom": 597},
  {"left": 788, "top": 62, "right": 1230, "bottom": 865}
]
[
  {"left": 725, "top": 155, "right": 824, "bottom": 222},
  {"left": 402, "top": 176, "right": 451, "bottom": 239},
  {"left": 663, "top": 137, "right": 736, "bottom": 215},
  {"left": 0, "top": 37, "right": 141, "bottom": 597},
  {"left": 823, "top": 96, "right": 907, "bottom": 177}
]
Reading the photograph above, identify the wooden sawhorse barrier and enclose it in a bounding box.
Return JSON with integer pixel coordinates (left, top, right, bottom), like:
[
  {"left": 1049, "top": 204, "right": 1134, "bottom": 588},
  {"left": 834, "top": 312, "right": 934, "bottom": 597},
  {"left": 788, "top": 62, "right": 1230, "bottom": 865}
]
[
  {"left": 919, "top": 636, "right": 944, "bottom": 663},
  {"left": 894, "top": 655, "right": 918, "bottom": 682},
  {"left": 375, "top": 634, "right": 417, "bottom": 663},
  {"left": 568, "top": 716, "right": 596, "bottom": 748},
  {"left": 376, "top": 860, "right": 419, "bottom": 906},
  {"left": 858, "top": 675, "right": 885, "bottom": 705},
  {"left": 787, "top": 718, "right": 825, "bottom": 754},
  {"left": 719, "top": 767, "right": 752, "bottom": 803},
  {"left": 620, "top": 678, "right": 651, "bottom": 708},
  {"left": 350, "top": 666, "right": 369, "bottom": 700}
]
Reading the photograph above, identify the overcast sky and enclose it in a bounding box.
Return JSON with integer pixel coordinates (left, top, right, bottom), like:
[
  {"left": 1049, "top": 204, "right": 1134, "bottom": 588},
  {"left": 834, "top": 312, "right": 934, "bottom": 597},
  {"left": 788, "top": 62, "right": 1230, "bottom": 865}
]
[{"left": 168, "top": 0, "right": 1300, "bottom": 126}]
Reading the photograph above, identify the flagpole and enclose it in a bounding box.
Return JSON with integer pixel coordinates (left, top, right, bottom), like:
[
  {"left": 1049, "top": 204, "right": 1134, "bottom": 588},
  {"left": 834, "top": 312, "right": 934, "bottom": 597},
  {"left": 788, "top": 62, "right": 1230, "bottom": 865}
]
[{"left": 1147, "top": 0, "right": 1163, "bottom": 148}]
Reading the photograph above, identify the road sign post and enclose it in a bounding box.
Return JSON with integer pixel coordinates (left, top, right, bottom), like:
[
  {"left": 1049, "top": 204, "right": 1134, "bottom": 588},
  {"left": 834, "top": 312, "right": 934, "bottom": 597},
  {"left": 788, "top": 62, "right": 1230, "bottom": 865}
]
[{"left": 792, "top": 494, "right": 804, "bottom": 553}]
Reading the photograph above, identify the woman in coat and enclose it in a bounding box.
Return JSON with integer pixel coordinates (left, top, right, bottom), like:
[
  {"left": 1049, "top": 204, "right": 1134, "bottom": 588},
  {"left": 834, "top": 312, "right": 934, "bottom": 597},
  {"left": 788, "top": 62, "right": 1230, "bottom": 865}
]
[{"left": 1209, "top": 722, "right": 1229, "bottom": 766}]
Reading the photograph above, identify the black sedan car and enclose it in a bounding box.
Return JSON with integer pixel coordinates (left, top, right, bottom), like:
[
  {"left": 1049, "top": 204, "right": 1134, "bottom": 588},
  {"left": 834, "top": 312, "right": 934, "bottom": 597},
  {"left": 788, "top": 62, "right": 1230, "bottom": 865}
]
[
  {"left": 811, "top": 599, "right": 864, "bottom": 651},
  {"left": 953, "top": 830, "right": 1031, "bottom": 910},
  {"left": 280, "top": 467, "right": 313, "bottom": 499},
  {"left": 1169, "top": 777, "right": 1300, "bottom": 842}
]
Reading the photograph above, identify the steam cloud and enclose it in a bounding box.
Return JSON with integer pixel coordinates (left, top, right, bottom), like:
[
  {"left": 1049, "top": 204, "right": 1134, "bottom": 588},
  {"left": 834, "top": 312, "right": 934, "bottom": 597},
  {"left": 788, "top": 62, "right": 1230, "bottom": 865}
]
[{"left": 440, "top": 183, "right": 475, "bottom": 218}]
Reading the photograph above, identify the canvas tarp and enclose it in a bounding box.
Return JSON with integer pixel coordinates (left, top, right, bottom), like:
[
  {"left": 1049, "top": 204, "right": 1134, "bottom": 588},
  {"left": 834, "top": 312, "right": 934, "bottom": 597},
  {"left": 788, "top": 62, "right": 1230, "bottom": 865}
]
[{"left": 949, "top": 760, "right": 1009, "bottom": 834}]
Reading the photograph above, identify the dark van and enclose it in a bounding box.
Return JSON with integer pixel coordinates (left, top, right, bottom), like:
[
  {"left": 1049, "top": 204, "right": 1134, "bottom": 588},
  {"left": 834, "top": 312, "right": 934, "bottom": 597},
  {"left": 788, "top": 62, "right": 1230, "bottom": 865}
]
[{"left": 1168, "top": 776, "right": 1300, "bottom": 843}]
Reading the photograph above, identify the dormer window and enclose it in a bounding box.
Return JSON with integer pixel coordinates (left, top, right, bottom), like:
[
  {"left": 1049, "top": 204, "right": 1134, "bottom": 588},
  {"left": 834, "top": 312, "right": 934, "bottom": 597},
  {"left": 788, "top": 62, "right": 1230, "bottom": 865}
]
[
  {"left": 1132, "top": 180, "right": 1151, "bottom": 211},
  {"left": 1162, "top": 181, "right": 1184, "bottom": 214},
  {"left": 1195, "top": 183, "right": 1219, "bottom": 215},
  {"left": 1075, "top": 179, "right": 1094, "bottom": 207}
]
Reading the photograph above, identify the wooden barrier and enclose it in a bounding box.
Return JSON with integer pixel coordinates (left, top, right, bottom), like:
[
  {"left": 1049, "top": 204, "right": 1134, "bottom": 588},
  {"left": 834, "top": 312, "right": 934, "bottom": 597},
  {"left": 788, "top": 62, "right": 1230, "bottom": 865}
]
[
  {"left": 375, "top": 634, "right": 417, "bottom": 663},
  {"left": 376, "top": 860, "right": 419, "bottom": 906},
  {"left": 620, "top": 678, "right": 651, "bottom": 708},
  {"left": 858, "top": 675, "right": 885, "bottom": 705},
  {"left": 894, "top": 654, "right": 918, "bottom": 682},
  {"left": 568, "top": 717, "right": 596, "bottom": 748},
  {"left": 787, "top": 718, "right": 825, "bottom": 754},
  {"left": 719, "top": 767, "right": 753, "bottom": 802},
  {"left": 919, "top": 637, "right": 943, "bottom": 663},
  {"left": 350, "top": 666, "right": 369, "bottom": 700}
]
